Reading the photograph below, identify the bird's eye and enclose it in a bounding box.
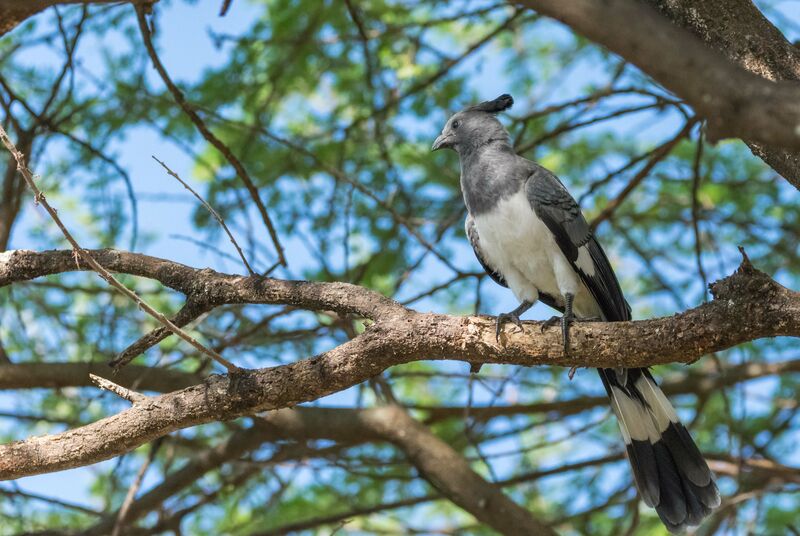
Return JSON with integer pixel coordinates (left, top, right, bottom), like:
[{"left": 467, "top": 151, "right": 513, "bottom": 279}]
[{"left": 452, "top": 120, "right": 461, "bottom": 130}]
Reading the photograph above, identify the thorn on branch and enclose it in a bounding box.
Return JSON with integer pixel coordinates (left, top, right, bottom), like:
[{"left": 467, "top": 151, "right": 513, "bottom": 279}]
[
  {"left": 737, "top": 245, "right": 754, "bottom": 272},
  {"left": 709, "top": 247, "right": 772, "bottom": 301},
  {"left": 89, "top": 374, "right": 148, "bottom": 404}
]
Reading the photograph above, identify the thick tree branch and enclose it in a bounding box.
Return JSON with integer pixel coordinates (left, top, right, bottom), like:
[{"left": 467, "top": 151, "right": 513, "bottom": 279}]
[
  {"left": 0, "top": 246, "right": 799, "bottom": 479},
  {"left": 357, "top": 404, "right": 555, "bottom": 536},
  {"left": 0, "top": 1, "right": 153, "bottom": 37},
  {"left": 0, "top": 362, "right": 200, "bottom": 392},
  {"left": 647, "top": 0, "right": 800, "bottom": 187},
  {"left": 0, "top": 248, "right": 405, "bottom": 321},
  {"left": 516, "top": 0, "right": 800, "bottom": 152}
]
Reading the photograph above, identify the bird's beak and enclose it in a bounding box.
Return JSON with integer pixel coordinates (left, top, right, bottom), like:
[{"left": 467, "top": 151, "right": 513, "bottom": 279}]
[{"left": 431, "top": 133, "right": 452, "bottom": 151}]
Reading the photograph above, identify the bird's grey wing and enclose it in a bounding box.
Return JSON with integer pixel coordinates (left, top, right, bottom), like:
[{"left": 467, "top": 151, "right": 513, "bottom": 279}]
[
  {"left": 466, "top": 214, "right": 507, "bottom": 288},
  {"left": 526, "top": 165, "right": 631, "bottom": 321}
]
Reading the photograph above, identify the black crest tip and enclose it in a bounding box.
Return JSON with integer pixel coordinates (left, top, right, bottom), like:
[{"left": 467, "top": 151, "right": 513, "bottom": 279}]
[{"left": 469, "top": 94, "right": 514, "bottom": 113}]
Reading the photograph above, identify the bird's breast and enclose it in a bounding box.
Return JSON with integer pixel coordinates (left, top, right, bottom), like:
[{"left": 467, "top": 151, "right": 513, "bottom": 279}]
[{"left": 471, "top": 189, "right": 563, "bottom": 302}]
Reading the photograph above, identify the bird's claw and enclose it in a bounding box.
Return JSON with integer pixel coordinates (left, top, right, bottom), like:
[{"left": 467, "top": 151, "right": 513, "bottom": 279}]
[
  {"left": 541, "top": 313, "right": 601, "bottom": 356},
  {"left": 541, "top": 312, "right": 575, "bottom": 356},
  {"left": 540, "top": 315, "right": 560, "bottom": 333},
  {"left": 495, "top": 312, "right": 524, "bottom": 342}
]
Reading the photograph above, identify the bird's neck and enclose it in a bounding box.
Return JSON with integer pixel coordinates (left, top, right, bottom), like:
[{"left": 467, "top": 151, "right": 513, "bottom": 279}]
[
  {"left": 459, "top": 141, "right": 520, "bottom": 216},
  {"left": 462, "top": 136, "right": 512, "bottom": 156},
  {"left": 460, "top": 139, "right": 516, "bottom": 170}
]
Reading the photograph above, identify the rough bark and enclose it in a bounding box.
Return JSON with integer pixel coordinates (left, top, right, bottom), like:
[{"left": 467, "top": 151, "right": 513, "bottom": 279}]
[
  {"left": 647, "top": 0, "right": 800, "bottom": 187},
  {"left": 0, "top": 248, "right": 404, "bottom": 320}
]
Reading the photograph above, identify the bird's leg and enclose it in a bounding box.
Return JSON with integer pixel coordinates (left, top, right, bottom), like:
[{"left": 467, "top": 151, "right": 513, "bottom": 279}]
[
  {"left": 540, "top": 292, "right": 576, "bottom": 356},
  {"left": 495, "top": 300, "right": 533, "bottom": 342},
  {"left": 560, "top": 293, "right": 575, "bottom": 356}
]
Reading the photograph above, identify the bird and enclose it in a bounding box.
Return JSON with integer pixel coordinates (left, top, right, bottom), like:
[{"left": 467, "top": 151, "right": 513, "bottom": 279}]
[{"left": 432, "top": 94, "right": 720, "bottom": 533}]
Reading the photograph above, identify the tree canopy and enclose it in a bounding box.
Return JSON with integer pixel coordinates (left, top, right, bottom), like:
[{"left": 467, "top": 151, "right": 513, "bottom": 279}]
[{"left": 0, "top": 1, "right": 799, "bottom": 534}]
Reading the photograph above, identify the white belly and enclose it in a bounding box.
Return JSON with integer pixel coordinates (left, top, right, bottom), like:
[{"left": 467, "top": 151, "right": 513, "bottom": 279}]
[{"left": 472, "top": 189, "right": 600, "bottom": 318}]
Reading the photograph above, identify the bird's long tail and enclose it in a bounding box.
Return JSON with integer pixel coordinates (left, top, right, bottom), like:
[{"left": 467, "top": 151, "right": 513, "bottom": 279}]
[{"left": 597, "top": 367, "right": 720, "bottom": 533}]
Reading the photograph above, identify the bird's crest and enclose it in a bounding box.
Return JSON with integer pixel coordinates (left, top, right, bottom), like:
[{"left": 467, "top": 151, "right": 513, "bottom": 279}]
[{"left": 467, "top": 94, "right": 513, "bottom": 114}]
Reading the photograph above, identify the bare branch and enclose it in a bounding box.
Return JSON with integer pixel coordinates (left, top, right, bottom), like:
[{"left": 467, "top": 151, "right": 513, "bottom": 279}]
[
  {"left": 110, "top": 287, "right": 214, "bottom": 369},
  {"left": 152, "top": 156, "right": 254, "bottom": 276},
  {"left": 0, "top": 248, "right": 407, "bottom": 320},
  {"left": 111, "top": 438, "right": 162, "bottom": 536},
  {"left": 89, "top": 374, "right": 148, "bottom": 404},
  {"left": 359, "top": 404, "right": 556, "bottom": 535}
]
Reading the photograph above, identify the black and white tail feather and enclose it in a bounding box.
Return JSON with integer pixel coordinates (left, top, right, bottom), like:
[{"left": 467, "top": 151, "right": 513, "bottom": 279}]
[{"left": 599, "top": 367, "right": 720, "bottom": 532}]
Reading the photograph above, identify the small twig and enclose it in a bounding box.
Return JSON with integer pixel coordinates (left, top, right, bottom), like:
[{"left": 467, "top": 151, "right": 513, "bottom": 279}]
[
  {"left": 110, "top": 296, "right": 214, "bottom": 369},
  {"left": 517, "top": 101, "right": 670, "bottom": 154},
  {"left": 218, "top": 0, "right": 233, "bottom": 16},
  {"left": 153, "top": 156, "right": 255, "bottom": 275},
  {"left": 89, "top": 374, "right": 147, "bottom": 404},
  {"left": 136, "top": 5, "right": 286, "bottom": 268},
  {"left": 111, "top": 437, "right": 164, "bottom": 536},
  {"left": 691, "top": 134, "right": 709, "bottom": 298},
  {"left": 0, "top": 486, "right": 102, "bottom": 516},
  {"left": 169, "top": 234, "right": 246, "bottom": 265},
  {"left": 0, "top": 124, "right": 241, "bottom": 374}
]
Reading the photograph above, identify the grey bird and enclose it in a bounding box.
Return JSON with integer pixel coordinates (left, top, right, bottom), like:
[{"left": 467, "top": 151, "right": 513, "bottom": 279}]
[{"left": 432, "top": 94, "right": 720, "bottom": 533}]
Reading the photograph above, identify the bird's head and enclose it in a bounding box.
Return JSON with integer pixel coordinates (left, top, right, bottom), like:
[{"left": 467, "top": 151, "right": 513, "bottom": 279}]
[{"left": 431, "top": 93, "right": 514, "bottom": 154}]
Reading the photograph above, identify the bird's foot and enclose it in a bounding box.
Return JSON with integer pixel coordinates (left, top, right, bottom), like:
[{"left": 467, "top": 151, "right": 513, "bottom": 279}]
[
  {"left": 495, "top": 311, "right": 524, "bottom": 342},
  {"left": 540, "top": 313, "right": 599, "bottom": 357}
]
